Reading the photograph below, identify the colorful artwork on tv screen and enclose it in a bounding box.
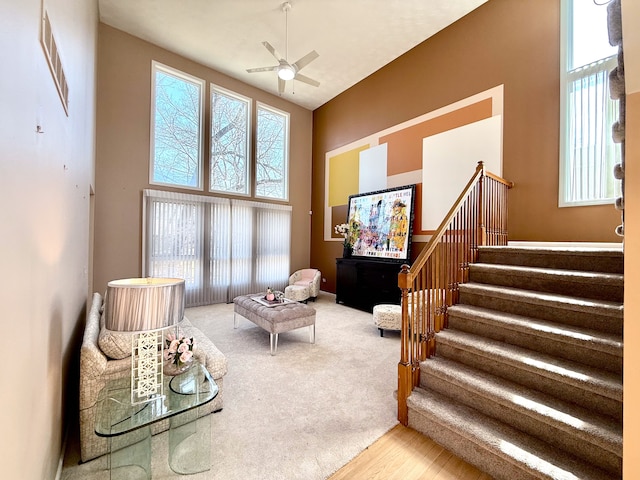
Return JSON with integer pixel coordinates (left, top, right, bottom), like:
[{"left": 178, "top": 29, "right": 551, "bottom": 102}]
[{"left": 346, "top": 184, "right": 415, "bottom": 262}]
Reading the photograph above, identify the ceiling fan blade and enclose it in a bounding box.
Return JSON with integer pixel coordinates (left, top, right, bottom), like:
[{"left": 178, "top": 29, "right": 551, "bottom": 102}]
[
  {"left": 278, "top": 77, "right": 286, "bottom": 94},
  {"left": 263, "top": 41, "right": 285, "bottom": 62},
  {"left": 292, "top": 50, "right": 319, "bottom": 71},
  {"left": 294, "top": 73, "right": 320, "bottom": 87},
  {"left": 246, "top": 65, "right": 279, "bottom": 73}
]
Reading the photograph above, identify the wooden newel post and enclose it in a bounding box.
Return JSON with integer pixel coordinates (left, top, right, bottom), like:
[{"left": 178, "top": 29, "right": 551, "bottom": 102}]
[{"left": 397, "top": 264, "right": 411, "bottom": 425}]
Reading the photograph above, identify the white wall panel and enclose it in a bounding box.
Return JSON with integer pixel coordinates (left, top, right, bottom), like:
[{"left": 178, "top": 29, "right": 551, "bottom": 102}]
[{"left": 422, "top": 115, "right": 502, "bottom": 230}]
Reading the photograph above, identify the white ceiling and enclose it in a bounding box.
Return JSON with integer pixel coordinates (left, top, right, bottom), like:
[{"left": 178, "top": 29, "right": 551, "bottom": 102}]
[{"left": 98, "top": 0, "right": 488, "bottom": 110}]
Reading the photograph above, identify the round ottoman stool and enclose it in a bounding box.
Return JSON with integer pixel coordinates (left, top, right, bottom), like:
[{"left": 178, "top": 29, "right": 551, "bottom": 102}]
[
  {"left": 373, "top": 304, "right": 401, "bottom": 337},
  {"left": 284, "top": 284, "right": 310, "bottom": 303}
]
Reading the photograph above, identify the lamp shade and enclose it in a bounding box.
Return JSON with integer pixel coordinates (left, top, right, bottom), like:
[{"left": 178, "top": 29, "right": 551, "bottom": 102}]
[{"left": 104, "top": 277, "right": 185, "bottom": 331}]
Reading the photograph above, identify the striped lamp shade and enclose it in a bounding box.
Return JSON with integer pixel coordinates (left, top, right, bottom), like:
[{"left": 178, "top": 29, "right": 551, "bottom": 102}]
[{"left": 104, "top": 277, "right": 185, "bottom": 331}]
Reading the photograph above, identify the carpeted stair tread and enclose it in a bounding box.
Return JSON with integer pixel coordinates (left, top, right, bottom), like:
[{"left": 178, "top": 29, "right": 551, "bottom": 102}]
[
  {"left": 435, "top": 329, "right": 622, "bottom": 402},
  {"left": 470, "top": 263, "right": 623, "bottom": 285},
  {"left": 407, "top": 387, "right": 614, "bottom": 480},
  {"left": 477, "top": 245, "right": 623, "bottom": 274},
  {"left": 469, "top": 263, "right": 623, "bottom": 302},
  {"left": 459, "top": 283, "right": 623, "bottom": 317},
  {"left": 447, "top": 304, "right": 623, "bottom": 358},
  {"left": 421, "top": 356, "right": 622, "bottom": 456}
]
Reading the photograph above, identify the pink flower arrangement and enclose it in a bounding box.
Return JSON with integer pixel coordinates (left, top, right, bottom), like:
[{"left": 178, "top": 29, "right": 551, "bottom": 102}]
[{"left": 164, "top": 330, "right": 195, "bottom": 367}]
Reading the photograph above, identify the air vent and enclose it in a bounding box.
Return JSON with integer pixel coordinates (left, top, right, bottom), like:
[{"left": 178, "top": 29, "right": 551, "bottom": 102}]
[{"left": 41, "top": 10, "right": 69, "bottom": 115}]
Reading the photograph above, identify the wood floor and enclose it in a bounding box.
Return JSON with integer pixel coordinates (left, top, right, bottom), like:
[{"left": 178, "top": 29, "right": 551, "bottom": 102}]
[{"left": 329, "top": 424, "right": 493, "bottom": 480}]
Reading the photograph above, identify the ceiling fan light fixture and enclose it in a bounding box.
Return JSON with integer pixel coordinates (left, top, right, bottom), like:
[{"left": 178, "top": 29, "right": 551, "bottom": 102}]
[
  {"left": 277, "top": 64, "right": 295, "bottom": 80},
  {"left": 246, "top": 1, "right": 318, "bottom": 94}
]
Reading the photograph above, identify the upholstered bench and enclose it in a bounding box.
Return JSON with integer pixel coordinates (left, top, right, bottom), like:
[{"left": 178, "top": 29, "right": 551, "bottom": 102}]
[
  {"left": 233, "top": 294, "right": 316, "bottom": 355},
  {"left": 373, "top": 303, "right": 401, "bottom": 337}
]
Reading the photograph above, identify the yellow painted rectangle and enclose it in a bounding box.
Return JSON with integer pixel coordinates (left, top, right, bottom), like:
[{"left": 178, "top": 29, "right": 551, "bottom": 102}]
[{"left": 328, "top": 145, "right": 369, "bottom": 207}]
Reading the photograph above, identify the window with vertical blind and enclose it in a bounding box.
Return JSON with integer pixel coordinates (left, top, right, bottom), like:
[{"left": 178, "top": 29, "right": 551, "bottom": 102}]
[
  {"left": 143, "top": 189, "right": 291, "bottom": 307},
  {"left": 559, "top": 0, "right": 621, "bottom": 206},
  {"left": 147, "top": 65, "right": 293, "bottom": 307}
]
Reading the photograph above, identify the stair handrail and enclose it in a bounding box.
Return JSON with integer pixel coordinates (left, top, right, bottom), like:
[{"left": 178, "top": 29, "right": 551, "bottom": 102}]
[{"left": 397, "top": 161, "right": 513, "bottom": 425}]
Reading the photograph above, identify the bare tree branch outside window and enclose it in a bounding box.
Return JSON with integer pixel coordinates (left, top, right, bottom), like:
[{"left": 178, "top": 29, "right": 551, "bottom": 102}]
[
  {"left": 210, "top": 89, "right": 249, "bottom": 195},
  {"left": 256, "top": 105, "right": 288, "bottom": 200},
  {"left": 152, "top": 68, "right": 202, "bottom": 188}
]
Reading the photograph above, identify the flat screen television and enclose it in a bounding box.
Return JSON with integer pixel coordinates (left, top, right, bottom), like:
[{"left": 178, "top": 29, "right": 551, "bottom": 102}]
[{"left": 345, "top": 184, "right": 415, "bottom": 262}]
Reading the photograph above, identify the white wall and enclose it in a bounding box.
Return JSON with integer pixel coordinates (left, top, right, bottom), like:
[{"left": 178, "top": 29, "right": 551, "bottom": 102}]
[
  {"left": 0, "top": 1, "right": 97, "bottom": 478},
  {"left": 422, "top": 115, "right": 502, "bottom": 230}
]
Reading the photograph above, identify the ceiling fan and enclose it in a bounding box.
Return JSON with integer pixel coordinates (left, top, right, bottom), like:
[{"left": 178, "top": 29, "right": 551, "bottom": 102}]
[{"left": 246, "top": 1, "right": 320, "bottom": 94}]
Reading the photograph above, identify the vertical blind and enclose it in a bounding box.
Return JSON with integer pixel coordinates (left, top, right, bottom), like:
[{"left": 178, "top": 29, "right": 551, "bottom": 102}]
[
  {"left": 143, "top": 189, "right": 291, "bottom": 307},
  {"left": 564, "top": 56, "right": 620, "bottom": 204}
]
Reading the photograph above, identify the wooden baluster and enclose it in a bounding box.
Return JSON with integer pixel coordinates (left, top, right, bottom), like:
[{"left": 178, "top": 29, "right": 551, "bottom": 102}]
[
  {"left": 428, "top": 255, "right": 436, "bottom": 356},
  {"left": 396, "top": 164, "right": 512, "bottom": 425}
]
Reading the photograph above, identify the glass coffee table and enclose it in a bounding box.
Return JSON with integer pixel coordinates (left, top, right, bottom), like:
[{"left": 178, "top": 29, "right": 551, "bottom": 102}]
[{"left": 95, "top": 362, "right": 218, "bottom": 479}]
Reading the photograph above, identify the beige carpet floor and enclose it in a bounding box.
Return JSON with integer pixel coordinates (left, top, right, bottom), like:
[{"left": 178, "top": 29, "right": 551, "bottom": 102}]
[{"left": 61, "top": 291, "right": 400, "bottom": 480}]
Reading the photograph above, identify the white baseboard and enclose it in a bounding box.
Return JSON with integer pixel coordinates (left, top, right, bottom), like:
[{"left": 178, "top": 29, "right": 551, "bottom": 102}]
[{"left": 54, "top": 427, "right": 68, "bottom": 480}]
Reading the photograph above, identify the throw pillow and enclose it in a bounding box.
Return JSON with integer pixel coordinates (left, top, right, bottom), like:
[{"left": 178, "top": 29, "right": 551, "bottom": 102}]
[
  {"left": 98, "top": 323, "right": 134, "bottom": 360},
  {"left": 98, "top": 316, "right": 190, "bottom": 360}
]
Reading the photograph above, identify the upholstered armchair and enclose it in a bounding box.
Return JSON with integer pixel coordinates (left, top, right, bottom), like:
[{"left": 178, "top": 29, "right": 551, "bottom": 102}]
[{"left": 288, "top": 269, "right": 321, "bottom": 300}]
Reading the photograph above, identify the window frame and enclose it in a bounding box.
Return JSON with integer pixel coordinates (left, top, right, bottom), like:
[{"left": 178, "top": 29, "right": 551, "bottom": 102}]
[
  {"left": 149, "top": 61, "right": 205, "bottom": 191},
  {"left": 558, "top": 0, "right": 619, "bottom": 208},
  {"left": 255, "top": 102, "right": 290, "bottom": 202},
  {"left": 209, "top": 83, "right": 252, "bottom": 197}
]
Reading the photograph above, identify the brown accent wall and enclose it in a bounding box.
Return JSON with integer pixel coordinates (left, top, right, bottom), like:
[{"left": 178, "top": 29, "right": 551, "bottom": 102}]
[
  {"left": 382, "top": 99, "right": 493, "bottom": 176},
  {"left": 311, "top": 0, "right": 621, "bottom": 293},
  {"left": 95, "top": 24, "right": 313, "bottom": 293}
]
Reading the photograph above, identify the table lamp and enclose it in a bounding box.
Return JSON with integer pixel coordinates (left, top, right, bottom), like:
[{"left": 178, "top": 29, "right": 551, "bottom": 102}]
[{"left": 104, "top": 277, "right": 185, "bottom": 404}]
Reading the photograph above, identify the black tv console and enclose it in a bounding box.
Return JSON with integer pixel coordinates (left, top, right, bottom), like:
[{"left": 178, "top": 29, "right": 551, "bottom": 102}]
[{"left": 335, "top": 258, "right": 405, "bottom": 313}]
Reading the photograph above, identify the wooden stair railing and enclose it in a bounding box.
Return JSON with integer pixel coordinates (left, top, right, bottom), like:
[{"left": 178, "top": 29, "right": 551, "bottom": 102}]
[{"left": 397, "top": 161, "right": 513, "bottom": 425}]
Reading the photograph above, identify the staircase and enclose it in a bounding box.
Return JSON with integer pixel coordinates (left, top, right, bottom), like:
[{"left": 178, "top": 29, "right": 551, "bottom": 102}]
[{"left": 406, "top": 245, "right": 624, "bottom": 480}]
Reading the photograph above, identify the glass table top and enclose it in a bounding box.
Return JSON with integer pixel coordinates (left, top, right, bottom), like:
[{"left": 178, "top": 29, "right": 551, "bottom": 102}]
[{"left": 95, "top": 362, "right": 218, "bottom": 437}]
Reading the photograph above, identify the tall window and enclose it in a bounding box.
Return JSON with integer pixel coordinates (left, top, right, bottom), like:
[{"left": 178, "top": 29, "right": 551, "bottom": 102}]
[
  {"left": 146, "top": 66, "right": 293, "bottom": 306},
  {"left": 143, "top": 189, "right": 292, "bottom": 306},
  {"left": 559, "top": 0, "right": 620, "bottom": 206},
  {"left": 210, "top": 85, "right": 251, "bottom": 195},
  {"left": 150, "top": 62, "right": 204, "bottom": 189},
  {"left": 256, "top": 103, "right": 289, "bottom": 200}
]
